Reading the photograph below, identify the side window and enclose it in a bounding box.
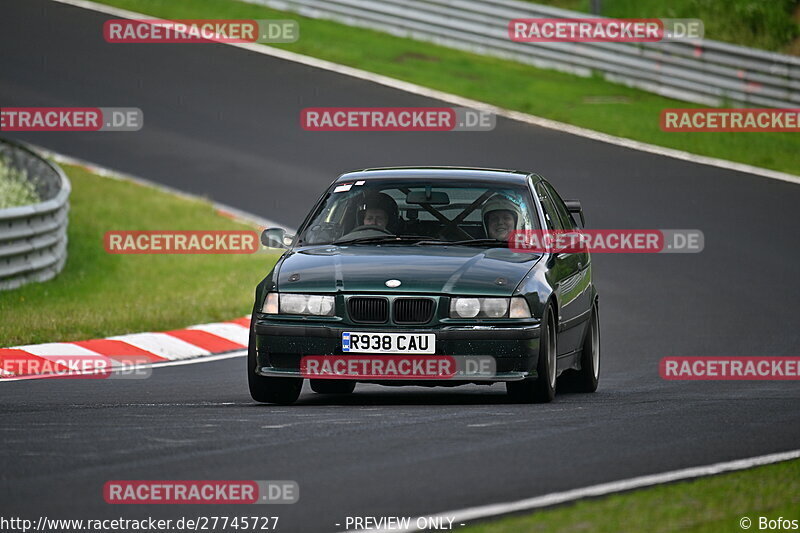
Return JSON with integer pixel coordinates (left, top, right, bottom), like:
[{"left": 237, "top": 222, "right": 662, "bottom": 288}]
[
  {"left": 543, "top": 181, "right": 578, "bottom": 230},
  {"left": 536, "top": 183, "right": 562, "bottom": 231}
]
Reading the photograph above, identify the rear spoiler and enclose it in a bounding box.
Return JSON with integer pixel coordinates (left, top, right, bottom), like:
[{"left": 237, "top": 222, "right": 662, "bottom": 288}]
[{"left": 564, "top": 199, "right": 585, "bottom": 227}]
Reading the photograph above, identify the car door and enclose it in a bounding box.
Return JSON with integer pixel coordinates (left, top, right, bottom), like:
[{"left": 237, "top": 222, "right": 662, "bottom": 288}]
[{"left": 536, "top": 181, "right": 589, "bottom": 356}]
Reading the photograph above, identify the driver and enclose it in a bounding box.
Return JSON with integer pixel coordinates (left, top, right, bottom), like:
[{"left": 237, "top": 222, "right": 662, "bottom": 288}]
[
  {"left": 359, "top": 192, "right": 399, "bottom": 232},
  {"left": 481, "top": 195, "right": 520, "bottom": 241}
]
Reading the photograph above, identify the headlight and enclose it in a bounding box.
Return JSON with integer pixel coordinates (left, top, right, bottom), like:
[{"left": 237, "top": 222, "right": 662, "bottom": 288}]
[
  {"left": 281, "top": 294, "right": 308, "bottom": 314},
  {"left": 306, "top": 294, "right": 334, "bottom": 315},
  {"left": 262, "top": 293, "right": 335, "bottom": 316},
  {"left": 482, "top": 298, "right": 508, "bottom": 318},
  {"left": 450, "top": 296, "right": 531, "bottom": 319},
  {"left": 453, "top": 298, "right": 480, "bottom": 318}
]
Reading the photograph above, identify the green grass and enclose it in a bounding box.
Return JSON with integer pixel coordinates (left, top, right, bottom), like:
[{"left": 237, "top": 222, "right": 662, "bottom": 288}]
[
  {"left": 92, "top": 0, "right": 799, "bottom": 176},
  {"left": 0, "top": 164, "right": 278, "bottom": 347},
  {"left": 533, "top": 0, "right": 800, "bottom": 55},
  {"left": 462, "top": 458, "right": 800, "bottom": 533}
]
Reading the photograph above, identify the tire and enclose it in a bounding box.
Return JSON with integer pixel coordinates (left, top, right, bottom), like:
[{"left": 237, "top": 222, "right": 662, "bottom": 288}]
[
  {"left": 506, "top": 303, "right": 557, "bottom": 403},
  {"left": 574, "top": 300, "right": 600, "bottom": 392},
  {"left": 248, "top": 325, "right": 303, "bottom": 405},
  {"left": 310, "top": 379, "right": 356, "bottom": 394}
]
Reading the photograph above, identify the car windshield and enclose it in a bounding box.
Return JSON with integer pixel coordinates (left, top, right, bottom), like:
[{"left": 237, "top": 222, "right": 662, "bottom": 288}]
[{"left": 296, "top": 179, "right": 540, "bottom": 246}]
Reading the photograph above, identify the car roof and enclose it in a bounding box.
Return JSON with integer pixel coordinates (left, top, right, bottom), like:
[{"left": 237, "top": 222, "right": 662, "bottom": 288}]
[{"left": 335, "top": 167, "right": 537, "bottom": 185}]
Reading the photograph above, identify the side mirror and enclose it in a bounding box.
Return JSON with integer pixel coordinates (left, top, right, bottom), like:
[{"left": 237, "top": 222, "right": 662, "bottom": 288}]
[
  {"left": 546, "top": 229, "right": 587, "bottom": 259},
  {"left": 261, "top": 227, "right": 294, "bottom": 248},
  {"left": 564, "top": 199, "right": 585, "bottom": 227}
]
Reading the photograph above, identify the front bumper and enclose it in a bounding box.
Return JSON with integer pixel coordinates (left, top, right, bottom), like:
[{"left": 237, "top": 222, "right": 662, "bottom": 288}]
[
  {"left": 256, "top": 367, "right": 532, "bottom": 381},
  {"left": 253, "top": 316, "right": 541, "bottom": 383}
]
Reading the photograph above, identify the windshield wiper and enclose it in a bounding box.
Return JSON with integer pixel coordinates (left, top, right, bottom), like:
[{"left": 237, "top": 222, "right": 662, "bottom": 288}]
[
  {"left": 333, "top": 235, "right": 445, "bottom": 245},
  {"left": 415, "top": 238, "right": 508, "bottom": 247},
  {"left": 332, "top": 235, "right": 508, "bottom": 247}
]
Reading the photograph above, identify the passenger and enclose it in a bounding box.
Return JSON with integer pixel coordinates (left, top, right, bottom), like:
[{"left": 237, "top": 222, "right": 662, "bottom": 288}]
[{"left": 481, "top": 195, "right": 520, "bottom": 241}]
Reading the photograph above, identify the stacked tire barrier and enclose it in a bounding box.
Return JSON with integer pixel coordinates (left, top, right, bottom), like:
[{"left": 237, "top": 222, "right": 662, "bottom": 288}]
[
  {"left": 0, "top": 139, "right": 70, "bottom": 291},
  {"left": 257, "top": 0, "right": 800, "bottom": 107}
]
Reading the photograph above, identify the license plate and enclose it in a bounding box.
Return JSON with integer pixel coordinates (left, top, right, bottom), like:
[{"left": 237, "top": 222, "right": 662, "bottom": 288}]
[{"left": 342, "top": 332, "right": 435, "bottom": 354}]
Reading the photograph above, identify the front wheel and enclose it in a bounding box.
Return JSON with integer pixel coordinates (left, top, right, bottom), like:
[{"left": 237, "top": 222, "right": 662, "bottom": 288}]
[
  {"left": 248, "top": 326, "right": 303, "bottom": 405},
  {"left": 506, "top": 303, "right": 557, "bottom": 403}
]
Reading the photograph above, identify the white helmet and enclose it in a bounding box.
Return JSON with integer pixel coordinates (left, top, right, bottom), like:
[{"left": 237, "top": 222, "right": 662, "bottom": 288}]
[{"left": 481, "top": 194, "right": 520, "bottom": 236}]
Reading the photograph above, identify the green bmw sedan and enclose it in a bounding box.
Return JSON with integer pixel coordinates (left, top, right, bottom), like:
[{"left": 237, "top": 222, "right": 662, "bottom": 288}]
[{"left": 248, "top": 167, "right": 599, "bottom": 404}]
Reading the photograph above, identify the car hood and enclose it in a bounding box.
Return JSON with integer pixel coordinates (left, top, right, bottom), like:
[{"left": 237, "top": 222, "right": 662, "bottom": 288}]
[{"left": 276, "top": 245, "right": 541, "bottom": 296}]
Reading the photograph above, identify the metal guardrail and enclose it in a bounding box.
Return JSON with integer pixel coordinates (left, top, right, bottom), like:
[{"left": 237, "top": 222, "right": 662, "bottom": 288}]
[
  {"left": 0, "top": 139, "right": 70, "bottom": 291},
  {"left": 256, "top": 0, "right": 800, "bottom": 108}
]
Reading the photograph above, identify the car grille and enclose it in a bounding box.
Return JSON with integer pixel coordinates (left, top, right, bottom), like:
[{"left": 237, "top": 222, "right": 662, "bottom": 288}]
[
  {"left": 348, "top": 297, "right": 389, "bottom": 323},
  {"left": 393, "top": 298, "right": 435, "bottom": 324}
]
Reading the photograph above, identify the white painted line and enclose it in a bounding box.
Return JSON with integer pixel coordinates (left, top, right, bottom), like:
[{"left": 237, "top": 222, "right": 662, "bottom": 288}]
[
  {"left": 49, "top": 0, "right": 800, "bottom": 185},
  {"left": 188, "top": 323, "right": 250, "bottom": 346},
  {"left": 147, "top": 350, "right": 245, "bottom": 368},
  {"left": 341, "top": 448, "right": 800, "bottom": 533},
  {"left": 108, "top": 333, "right": 210, "bottom": 360}
]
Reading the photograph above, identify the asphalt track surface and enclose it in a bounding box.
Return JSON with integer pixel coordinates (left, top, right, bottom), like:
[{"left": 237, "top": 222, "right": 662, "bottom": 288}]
[{"left": 1, "top": 1, "right": 799, "bottom": 532}]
